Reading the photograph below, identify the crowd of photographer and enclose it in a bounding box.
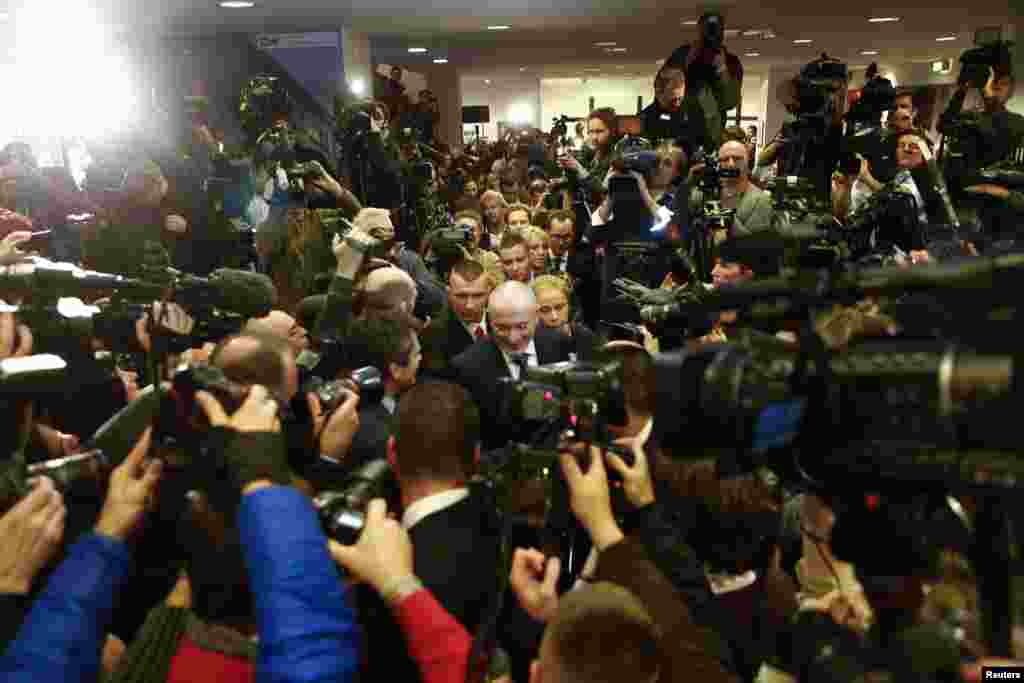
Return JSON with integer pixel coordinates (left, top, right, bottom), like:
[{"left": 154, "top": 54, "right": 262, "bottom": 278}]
[{"left": 0, "top": 9, "right": 1023, "bottom": 683}]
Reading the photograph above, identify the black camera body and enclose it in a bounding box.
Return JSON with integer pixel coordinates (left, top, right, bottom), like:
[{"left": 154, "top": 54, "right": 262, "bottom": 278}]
[{"left": 314, "top": 459, "right": 396, "bottom": 545}]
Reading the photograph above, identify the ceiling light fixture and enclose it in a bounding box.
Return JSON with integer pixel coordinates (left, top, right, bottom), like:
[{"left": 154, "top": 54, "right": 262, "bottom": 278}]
[
  {"left": 487, "top": 25, "right": 510, "bottom": 30},
  {"left": 349, "top": 78, "right": 366, "bottom": 95},
  {"left": 868, "top": 16, "right": 900, "bottom": 22},
  {"left": 519, "top": 66, "right": 527, "bottom": 71},
  {"left": 484, "top": 79, "right": 491, "bottom": 84},
  {"left": 219, "top": 1, "right": 255, "bottom": 7},
  {"left": 861, "top": 50, "right": 878, "bottom": 55},
  {"left": 433, "top": 58, "right": 448, "bottom": 64},
  {"left": 609, "top": 47, "right": 628, "bottom": 53},
  {"left": 594, "top": 41, "right": 617, "bottom": 46},
  {"left": 936, "top": 35, "right": 958, "bottom": 41},
  {"left": 793, "top": 39, "right": 813, "bottom": 44},
  {"left": 408, "top": 47, "right": 427, "bottom": 53},
  {"left": 745, "top": 52, "right": 761, "bottom": 57},
  {"left": 682, "top": 19, "right": 698, "bottom": 25}
]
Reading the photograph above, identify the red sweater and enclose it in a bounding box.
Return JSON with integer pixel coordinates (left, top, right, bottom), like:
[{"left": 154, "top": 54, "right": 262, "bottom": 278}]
[
  {"left": 165, "top": 589, "right": 470, "bottom": 683},
  {"left": 166, "top": 635, "right": 254, "bottom": 683}
]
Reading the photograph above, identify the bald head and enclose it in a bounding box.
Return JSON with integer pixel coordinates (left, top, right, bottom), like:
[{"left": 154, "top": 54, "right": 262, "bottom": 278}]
[
  {"left": 488, "top": 282, "right": 538, "bottom": 353},
  {"left": 362, "top": 267, "right": 417, "bottom": 318},
  {"left": 212, "top": 332, "right": 297, "bottom": 401},
  {"left": 245, "top": 310, "right": 308, "bottom": 358}
]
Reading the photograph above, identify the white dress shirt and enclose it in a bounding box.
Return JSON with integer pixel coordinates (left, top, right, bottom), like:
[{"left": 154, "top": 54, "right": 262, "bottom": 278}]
[
  {"left": 401, "top": 487, "right": 470, "bottom": 530},
  {"left": 499, "top": 339, "right": 539, "bottom": 380}
]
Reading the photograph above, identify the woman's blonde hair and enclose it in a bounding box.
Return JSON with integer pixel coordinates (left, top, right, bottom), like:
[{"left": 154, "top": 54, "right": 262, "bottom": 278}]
[{"left": 531, "top": 274, "right": 570, "bottom": 299}]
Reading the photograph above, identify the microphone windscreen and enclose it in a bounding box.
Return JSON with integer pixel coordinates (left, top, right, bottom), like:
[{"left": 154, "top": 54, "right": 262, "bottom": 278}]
[{"left": 210, "top": 269, "right": 277, "bottom": 318}]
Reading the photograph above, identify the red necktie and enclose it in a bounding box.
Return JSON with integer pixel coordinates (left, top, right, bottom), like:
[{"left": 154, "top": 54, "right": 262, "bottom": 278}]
[{"left": 474, "top": 324, "right": 486, "bottom": 340}]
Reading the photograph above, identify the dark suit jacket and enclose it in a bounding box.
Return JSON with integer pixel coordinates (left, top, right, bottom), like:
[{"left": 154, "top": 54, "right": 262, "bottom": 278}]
[
  {"left": 345, "top": 401, "right": 395, "bottom": 472},
  {"left": 419, "top": 304, "right": 476, "bottom": 381},
  {"left": 358, "top": 493, "right": 501, "bottom": 683},
  {"left": 451, "top": 326, "right": 574, "bottom": 450}
]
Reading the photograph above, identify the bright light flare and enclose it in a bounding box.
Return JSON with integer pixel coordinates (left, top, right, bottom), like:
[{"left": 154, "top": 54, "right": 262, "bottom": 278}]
[
  {"left": 0, "top": 2, "right": 139, "bottom": 139},
  {"left": 508, "top": 102, "right": 533, "bottom": 124}
]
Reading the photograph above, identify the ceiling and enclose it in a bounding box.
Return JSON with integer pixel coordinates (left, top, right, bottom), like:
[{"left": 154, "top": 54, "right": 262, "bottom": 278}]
[{"left": 2, "top": 0, "right": 1015, "bottom": 80}]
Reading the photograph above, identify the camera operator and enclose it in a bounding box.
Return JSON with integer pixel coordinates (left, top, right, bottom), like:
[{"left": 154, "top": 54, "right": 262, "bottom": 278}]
[
  {"left": 557, "top": 108, "right": 620, "bottom": 206},
  {"left": 353, "top": 381, "right": 501, "bottom": 683},
  {"left": 663, "top": 12, "right": 744, "bottom": 152},
  {"left": 508, "top": 438, "right": 740, "bottom": 683},
  {"left": 691, "top": 140, "right": 775, "bottom": 238}
]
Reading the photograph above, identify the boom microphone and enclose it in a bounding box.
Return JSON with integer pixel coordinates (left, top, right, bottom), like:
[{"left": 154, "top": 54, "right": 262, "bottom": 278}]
[
  {"left": 171, "top": 268, "right": 277, "bottom": 319},
  {"left": 642, "top": 252, "right": 1024, "bottom": 322},
  {"left": 0, "top": 262, "right": 164, "bottom": 297}
]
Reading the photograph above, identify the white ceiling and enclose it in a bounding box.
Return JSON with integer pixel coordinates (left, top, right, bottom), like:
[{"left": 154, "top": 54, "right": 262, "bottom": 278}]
[{"left": 3, "top": 0, "right": 1015, "bottom": 80}]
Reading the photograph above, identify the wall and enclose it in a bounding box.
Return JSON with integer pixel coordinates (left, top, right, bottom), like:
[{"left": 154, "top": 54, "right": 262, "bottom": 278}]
[
  {"left": 461, "top": 75, "right": 542, "bottom": 140},
  {"left": 262, "top": 44, "right": 343, "bottom": 109}
]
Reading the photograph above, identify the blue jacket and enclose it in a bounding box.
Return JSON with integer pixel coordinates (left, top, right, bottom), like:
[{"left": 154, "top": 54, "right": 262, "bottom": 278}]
[
  {"left": 239, "top": 486, "right": 359, "bottom": 683},
  {"left": 0, "top": 486, "right": 358, "bottom": 683}
]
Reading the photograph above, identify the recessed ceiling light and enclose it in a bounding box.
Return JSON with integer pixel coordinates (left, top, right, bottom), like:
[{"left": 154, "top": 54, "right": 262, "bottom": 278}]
[
  {"left": 519, "top": 66, "right": 527, "bottom": 71},
  {"left": 433, "top": 58, "right": 448, "bottom": 64},
  {"left": 742, "top": 30, "right": 760, "bottom": 36},
  {"left": 484, "top": 79, "right": 491, "bottom": 84},
  {"left": 219, "top": 1, "right": 255, "bottom": 7},
  {"left": 682, "top": 19, "right": 698, "bottom": 25},
  {"left": 745, "top": 52, "right": 761, "bottom": 57},
  {"left": 408, "top": 47, "right": 427, "bottom": 53},
  {"left": 487, "top": 25, "right": 510, "bottom": 30},
  {"left": 936, "top": 35, "right": 958, "bottom": 41},
  {"left": 793, "top": 39, "right": 813, "bottom": 44},
  {"left": 861, "top": 50, "right": 878, "bottom": 55},
  {"left": 594, "top": 41, "right": 617, "bottom": 47},
  {"left": 609, "top": 47, "right": 628, "bottom": 53},
  {"left": 868, "top": 16, "right": 900, "bottom": 22}
]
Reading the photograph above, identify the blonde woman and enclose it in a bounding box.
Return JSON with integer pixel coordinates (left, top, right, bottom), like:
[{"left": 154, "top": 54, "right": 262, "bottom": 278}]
[
  {"left": 522, "top": 226, "right": 550, "bottom": 277},
  {"left": 530, "top": 275, "right": 597, "bottom": 360}
]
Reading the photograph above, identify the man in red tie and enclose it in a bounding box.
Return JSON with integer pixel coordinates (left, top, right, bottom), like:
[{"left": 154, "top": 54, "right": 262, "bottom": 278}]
[{"left": 419, "top": 258, "right": 494, "bottom": 380}]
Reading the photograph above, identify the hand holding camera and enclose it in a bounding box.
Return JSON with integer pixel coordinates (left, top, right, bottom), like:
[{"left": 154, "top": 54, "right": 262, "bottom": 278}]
[
  {"left": 308, "top": 384, "right": 361, "bottom": 462},
  {"left": 0, "top": 230, "right": 34, "bottom": 266},
  {"left": 559, "top": 442, "right": 624, "bottom": 552},
  {"left": 605, "top": 436, "right": 655, "bottom": 508},
  {"left": 327, "top": 498, "right": 416, "bottom": 600}
]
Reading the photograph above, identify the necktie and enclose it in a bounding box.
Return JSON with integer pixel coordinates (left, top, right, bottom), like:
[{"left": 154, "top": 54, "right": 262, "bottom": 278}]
[{"left": 474, "top": 324, "right": 486, "bottom": 340}]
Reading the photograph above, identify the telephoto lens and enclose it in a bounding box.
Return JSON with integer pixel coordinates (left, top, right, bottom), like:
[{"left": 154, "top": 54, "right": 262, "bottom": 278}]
[{"left": 313, "top": 459, "right": 393, "bottom": 545}]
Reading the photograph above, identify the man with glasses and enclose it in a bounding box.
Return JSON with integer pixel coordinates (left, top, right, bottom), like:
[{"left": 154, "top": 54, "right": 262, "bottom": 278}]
[{"left": 451, "top": 282, "right": 574, "bottom": 449}]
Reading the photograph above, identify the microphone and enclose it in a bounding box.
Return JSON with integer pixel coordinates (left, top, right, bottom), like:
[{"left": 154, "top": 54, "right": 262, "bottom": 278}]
[
  {"left": 0, "top": 262, "right": 165, "bottom": 297},
  {"left": 172, "top": 268, "right": 277, "bottom": 319},
  {"left": 643, "top": 252, "right": 1024, "bottom": 320}
]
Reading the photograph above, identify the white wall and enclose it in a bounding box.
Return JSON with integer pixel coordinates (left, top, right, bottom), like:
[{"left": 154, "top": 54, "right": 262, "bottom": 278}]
[{"left": 461, "top": 75, "right": 542, "bottom": 140}]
